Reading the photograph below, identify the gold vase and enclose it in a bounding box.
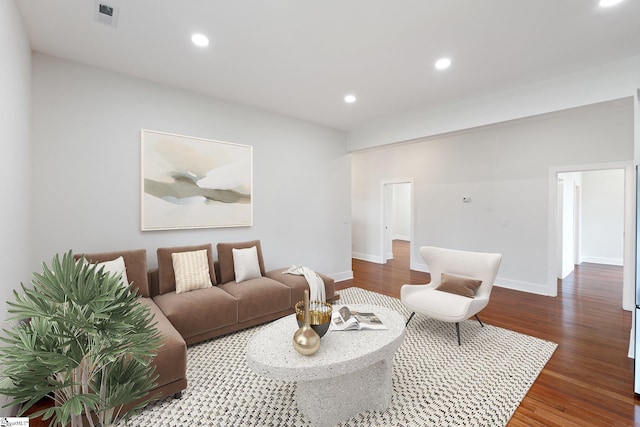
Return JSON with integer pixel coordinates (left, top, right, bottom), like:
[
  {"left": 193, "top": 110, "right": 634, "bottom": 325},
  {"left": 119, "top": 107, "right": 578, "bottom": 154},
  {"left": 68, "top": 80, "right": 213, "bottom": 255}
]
[{"left": 292, "top": 290, "right": 320, "bottom": 355}]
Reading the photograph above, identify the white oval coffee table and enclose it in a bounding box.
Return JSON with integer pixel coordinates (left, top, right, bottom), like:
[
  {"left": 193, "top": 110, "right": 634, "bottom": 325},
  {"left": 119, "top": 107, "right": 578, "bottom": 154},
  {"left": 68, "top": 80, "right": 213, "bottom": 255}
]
[{"left": 246, "top": 304, "right": 405, "bottom": 427}]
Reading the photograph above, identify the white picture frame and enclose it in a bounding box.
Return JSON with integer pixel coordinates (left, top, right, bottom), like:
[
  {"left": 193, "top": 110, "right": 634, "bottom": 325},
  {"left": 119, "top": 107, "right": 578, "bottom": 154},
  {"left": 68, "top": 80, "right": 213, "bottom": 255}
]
[{"left": 141, "top": 129, "right": 253, "bottom": 230}]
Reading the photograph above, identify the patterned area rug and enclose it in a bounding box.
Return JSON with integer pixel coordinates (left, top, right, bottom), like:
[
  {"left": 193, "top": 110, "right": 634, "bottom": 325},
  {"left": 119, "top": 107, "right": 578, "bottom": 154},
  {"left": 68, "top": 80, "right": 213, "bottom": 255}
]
[{"left": 119, "top": 287, "right": 557, "bottom": 426}]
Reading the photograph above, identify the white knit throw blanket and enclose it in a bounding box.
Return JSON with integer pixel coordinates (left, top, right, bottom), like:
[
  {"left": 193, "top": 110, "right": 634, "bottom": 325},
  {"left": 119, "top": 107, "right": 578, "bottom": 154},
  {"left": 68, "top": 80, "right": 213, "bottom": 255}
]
[{"left": 284, "top": 265, "right": 326, "bottom": 302}]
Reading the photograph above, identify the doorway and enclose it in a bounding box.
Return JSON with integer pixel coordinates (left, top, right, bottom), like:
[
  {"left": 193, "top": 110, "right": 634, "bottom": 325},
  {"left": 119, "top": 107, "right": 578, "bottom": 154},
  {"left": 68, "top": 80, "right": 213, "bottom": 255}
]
[
  {"left": 382, "top": 180, "right": 413, "bottom": 266},
  {"left": 558, "top": 169, "right": 625, "bottom": 279},
  {"left": 549, "top": 162, "right": 634, "bottom": 310}
]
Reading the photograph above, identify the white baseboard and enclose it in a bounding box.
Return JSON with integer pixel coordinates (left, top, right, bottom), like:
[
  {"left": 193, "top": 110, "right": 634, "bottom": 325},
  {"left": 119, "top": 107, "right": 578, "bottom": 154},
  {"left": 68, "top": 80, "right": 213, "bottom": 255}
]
[
  {"left": 410, "top": 261, "right": 429, "bottom": 273},
  {"left": 331, "top": 270, "right": 354, "bottom": 282},
  {"left": 580, "top": 256, "right": 623, "bottom": 266},
  {"left": 352, "top": 252, "right": 385, "bottom": 264},
  {"left": 392, "top": 235, "right": 411, "bottom": 241},
  {"left": 494, "top": 278, "right": 550, "bottom": 296},
  {"left": 385, "top": 252, "right": 394, "bottom": 260}
]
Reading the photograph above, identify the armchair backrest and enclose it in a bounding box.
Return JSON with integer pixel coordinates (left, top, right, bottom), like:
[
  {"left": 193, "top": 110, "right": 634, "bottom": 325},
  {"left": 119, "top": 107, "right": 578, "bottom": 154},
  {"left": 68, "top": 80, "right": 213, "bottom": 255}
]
[{"left": 420, "top": 246, "right": 502, "bottom": 300}]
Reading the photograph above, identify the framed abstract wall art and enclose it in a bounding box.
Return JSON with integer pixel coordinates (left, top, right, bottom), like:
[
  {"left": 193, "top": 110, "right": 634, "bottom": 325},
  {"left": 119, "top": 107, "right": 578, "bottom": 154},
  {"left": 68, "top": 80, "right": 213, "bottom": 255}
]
[{"left": 141, "top": 129, "right": 253, "bottom": 230}]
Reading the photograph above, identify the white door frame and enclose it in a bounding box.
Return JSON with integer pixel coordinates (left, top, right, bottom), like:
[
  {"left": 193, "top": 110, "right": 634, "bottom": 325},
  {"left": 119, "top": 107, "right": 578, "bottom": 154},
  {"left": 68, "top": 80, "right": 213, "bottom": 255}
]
[
  {"left": 380, "top": 178, "right": 414, "bottom": 266},
  {"left": 547, "top": 161, "right": 635, "bottom": 310}
]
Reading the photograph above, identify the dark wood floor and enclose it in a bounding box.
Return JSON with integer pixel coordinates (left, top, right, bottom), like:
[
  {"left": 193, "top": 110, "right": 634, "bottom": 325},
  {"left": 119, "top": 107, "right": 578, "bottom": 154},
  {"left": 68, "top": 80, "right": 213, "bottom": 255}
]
[{"left": 337, "top": 240, "right": 639, "bottom": 426}]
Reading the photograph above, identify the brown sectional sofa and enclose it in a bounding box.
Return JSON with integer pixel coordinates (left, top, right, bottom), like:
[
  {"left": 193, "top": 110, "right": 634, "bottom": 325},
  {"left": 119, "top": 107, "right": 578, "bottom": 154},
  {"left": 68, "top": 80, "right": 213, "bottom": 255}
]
[{"left": 80, "top": 239, "right": 338, "bottom": 407}]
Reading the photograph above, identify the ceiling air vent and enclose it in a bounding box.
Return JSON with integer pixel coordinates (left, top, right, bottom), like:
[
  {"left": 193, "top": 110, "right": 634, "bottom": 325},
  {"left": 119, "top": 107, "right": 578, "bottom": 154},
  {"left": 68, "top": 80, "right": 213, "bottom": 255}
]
[{"left": 94, "top": 0, "right": 119, "bottom": 28}]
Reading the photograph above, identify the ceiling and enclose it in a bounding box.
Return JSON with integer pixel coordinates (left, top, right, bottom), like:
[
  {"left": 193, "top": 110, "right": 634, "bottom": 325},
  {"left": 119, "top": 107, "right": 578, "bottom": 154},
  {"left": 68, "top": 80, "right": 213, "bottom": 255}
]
[{"left": 15, "top": 0, "right": 640, "bottom": 131}]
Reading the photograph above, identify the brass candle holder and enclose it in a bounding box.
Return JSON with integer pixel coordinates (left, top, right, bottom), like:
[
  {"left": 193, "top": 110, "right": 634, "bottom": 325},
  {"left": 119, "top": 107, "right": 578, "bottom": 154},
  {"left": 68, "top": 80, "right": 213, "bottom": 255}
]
[{"left": 295, "top": 299, "right": 332, "bottom": 338}]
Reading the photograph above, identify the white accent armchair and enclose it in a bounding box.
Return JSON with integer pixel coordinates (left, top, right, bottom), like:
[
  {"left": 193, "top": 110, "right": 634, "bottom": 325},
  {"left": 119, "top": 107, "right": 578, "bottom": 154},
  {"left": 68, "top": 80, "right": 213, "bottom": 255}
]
[{"left": 401, "top": 246, "right": 502, "bottom": 345}]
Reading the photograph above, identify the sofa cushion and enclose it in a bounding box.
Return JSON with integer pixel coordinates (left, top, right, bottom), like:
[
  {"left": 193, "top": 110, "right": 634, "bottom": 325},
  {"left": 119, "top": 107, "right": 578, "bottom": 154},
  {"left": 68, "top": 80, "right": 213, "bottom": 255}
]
[
  {"left": 233, "top": 246, "right": 262, "bottom": 283},
  {"left": 217, "top": 240, "right": 266, "bottom": 284},
  {"left": 137, "top": 297, "right": 187, "bottom": 387},
  {"left": 436, "top": 273, "right": 482, "bottom": 298},
  {"left": 92, "top": 256, "right": 129, "bottom": 289},
  {"left": 217, "top": 277, "right": 290, "bottom": 322},
  {"left": 153, "top": 286, "right": 238, "bottom": 339},
  {"left": 265, "top": 268, "right": 337, "bottom": 307},
  {"left": 157, "top": 243, "right": 217, "bottom": 295},
  {"left": 172, "top": 249, "right": 213, "bottom": 294},
  {"left": 76, "top": 249, "right": 150, "bottom": 297}
]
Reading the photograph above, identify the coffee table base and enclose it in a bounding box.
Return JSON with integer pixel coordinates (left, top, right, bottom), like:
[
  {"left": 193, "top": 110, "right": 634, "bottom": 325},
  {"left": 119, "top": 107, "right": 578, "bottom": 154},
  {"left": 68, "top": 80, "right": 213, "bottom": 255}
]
[{"left": 295, "top": 358, "right": 392, "bottom": 427}]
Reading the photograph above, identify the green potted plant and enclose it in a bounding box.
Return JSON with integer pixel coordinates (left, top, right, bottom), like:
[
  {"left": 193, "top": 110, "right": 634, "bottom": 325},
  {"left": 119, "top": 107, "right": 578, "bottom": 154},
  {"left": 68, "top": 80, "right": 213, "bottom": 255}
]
[{"left": 0, "top": 251, "right": 161, "bottom": 427}]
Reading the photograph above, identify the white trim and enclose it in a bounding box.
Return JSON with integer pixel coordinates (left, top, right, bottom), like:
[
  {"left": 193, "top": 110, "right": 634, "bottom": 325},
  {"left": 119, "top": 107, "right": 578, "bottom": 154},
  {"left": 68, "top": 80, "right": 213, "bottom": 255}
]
[
  {"left": 352, "top": 252, "right": 384, "bottom": 264},
  {"left": 411, "top": 261, "right": 429, "bottom": 273},
  {"left": 331, "top": 271, "right": 354, "bottom": 282},
  {"left": 623, "top": 165, "right": 636, "bottom": 311},
  {"left": 580, "top": 256, "right": 624, "bottom": 266},
  {"left": 494, "top": 278, "right": 549, "bottom": 296},
  {"left": 630, "top": 309, "right": 636, "bottom": 359}
]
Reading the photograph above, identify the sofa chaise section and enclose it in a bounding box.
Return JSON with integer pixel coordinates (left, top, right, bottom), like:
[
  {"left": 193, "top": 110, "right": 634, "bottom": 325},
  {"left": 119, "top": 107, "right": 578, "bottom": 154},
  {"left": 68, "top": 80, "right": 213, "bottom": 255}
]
[
  {"left": 77, "top": 249, "right": 188, "bottom": 402},
  {"left": 137, "top": 297, "right": 188, "bottom": 399}
]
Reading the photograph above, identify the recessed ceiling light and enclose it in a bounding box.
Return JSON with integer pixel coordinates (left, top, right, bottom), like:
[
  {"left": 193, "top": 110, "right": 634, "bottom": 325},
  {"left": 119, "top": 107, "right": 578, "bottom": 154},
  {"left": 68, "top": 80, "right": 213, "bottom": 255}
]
[
  {"left": 191, "top": 33, "right": 210, "bottom": 47},
  {"left": 599, "top": 0, "right": 624, "bottom": 6},
  {"left": 435, "top": 58, "right": 451, "bottom": 70},
  {"left": 344, "top": 94, "right": 357, "bottom": 104}
]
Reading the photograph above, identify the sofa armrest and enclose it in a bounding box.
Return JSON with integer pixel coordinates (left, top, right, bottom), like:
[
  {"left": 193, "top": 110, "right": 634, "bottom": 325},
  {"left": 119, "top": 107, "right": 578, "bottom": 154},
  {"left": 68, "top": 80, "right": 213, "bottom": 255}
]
[{"left": 265, "top": 268, "right": 337, "bottom": 307}]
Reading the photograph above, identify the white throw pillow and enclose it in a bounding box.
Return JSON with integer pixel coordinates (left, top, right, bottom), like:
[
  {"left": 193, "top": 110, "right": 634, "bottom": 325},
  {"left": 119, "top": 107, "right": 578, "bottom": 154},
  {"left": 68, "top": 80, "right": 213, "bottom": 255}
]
[
  {"left": 172, "top": 249, "right": 213, "bottom": 294},
  {"left": 233, "top": 246, "right": 262, "bottom": 283},
  {"left": 94, "top": 256, "right": 129, "bottom": 289}
]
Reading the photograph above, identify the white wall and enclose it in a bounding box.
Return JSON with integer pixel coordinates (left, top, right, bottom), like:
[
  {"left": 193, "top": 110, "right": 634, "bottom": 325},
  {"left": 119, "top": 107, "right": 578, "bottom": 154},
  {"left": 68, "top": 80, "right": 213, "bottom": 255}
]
[
  {"left": 1, "top": 2, "right": 31, "bottom": 310},
  {"left": 30, "top": 54, "right": 352, "bottom": 280},
  {"left": 0, "top": 0, "right": 31, "bottom": 415},
  {"left": 581, "top": 169, "right": 625, "bottom": 265},
  {"left": 352, "top": 99, "right": 634, "bottom": 295}
]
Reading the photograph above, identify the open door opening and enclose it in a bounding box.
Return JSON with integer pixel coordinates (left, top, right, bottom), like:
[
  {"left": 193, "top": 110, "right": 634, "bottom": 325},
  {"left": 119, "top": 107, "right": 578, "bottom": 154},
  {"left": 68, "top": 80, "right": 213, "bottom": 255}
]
[
  {"left": 554, "top": 167, "right": 631, "bottom": 310},
  {"left": 382, "top": 181, "right": 413, "bottom": 265}
]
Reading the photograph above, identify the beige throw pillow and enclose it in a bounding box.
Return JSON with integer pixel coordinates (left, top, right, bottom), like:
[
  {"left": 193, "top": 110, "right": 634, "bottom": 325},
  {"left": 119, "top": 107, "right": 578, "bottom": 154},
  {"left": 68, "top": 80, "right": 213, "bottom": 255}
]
[
  {"left": 172, "top": 249, "right": 213, "bottom": 294},
  {"left": 436, "top": 273, "right": 482, "bottom": 298},
  {"left": 232, "top": 246, "right": 262, "bottom": 283}
]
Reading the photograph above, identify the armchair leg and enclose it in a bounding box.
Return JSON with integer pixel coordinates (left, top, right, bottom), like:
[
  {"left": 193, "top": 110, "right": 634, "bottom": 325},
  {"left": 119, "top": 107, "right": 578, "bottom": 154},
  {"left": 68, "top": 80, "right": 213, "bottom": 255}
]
[
  {"left": 474, "top": 314, "right": 484, "bottom": 327},
  {"left": 406, "top": 312, "right": 416, "bottom": 327},
  {"left": 455, "top": 322, "right": 461, "bottom": 346}
]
